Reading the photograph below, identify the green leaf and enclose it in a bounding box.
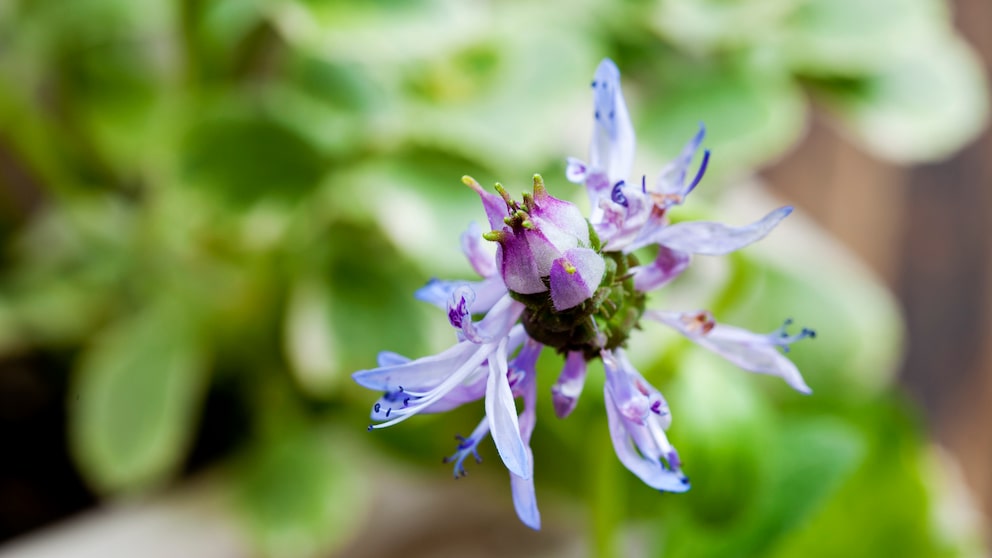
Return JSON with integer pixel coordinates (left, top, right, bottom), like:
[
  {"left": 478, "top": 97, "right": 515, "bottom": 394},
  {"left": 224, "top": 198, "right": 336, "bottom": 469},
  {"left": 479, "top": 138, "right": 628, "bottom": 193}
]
[
  {"left": 233, "top": 428, "right": 368, "bottom": 557},
  {"left": 181, "top": 114, "right": 326, "bottom": 206},
  {"left": 815, "top": 35, "right": 989, "bottom": 163},
  {"left": 69, "top": 302, "right": 209, "bottom": 493}
]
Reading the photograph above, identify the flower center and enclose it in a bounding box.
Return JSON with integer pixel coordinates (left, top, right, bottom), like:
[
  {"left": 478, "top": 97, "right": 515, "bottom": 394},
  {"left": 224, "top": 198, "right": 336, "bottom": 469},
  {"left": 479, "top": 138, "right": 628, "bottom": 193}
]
[{"left": 511, "top": 250, "right": 645, "bottom": 359}]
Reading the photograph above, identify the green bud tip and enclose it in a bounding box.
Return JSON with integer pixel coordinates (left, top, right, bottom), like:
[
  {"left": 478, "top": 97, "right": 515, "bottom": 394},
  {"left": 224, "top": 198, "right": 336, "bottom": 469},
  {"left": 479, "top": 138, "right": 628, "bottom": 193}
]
[
  {"left": 532, "top": 174, "right": 548, "bottom": 199},
  {"left": 483, "top": 230, "right": 507, "bottom": 242}
]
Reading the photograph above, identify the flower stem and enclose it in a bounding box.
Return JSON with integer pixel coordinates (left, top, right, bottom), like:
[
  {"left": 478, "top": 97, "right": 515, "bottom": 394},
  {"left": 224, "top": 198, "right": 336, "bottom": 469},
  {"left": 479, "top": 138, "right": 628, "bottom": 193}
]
[{"left": 589, "top": 416, "right": 624, "bottom": 558}]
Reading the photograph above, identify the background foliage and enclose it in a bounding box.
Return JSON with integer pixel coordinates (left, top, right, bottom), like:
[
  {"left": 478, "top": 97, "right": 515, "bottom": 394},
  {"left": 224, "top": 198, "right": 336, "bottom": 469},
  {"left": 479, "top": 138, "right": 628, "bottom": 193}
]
[{"left": 0, "top": 0, "right": 987, "bottom": 556}]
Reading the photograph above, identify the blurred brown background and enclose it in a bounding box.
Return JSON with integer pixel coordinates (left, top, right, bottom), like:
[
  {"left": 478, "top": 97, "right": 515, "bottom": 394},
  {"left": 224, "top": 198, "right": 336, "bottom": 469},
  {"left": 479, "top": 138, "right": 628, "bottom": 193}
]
[{"left": 765, "top": 0, "right": 992, "bottom": 521}]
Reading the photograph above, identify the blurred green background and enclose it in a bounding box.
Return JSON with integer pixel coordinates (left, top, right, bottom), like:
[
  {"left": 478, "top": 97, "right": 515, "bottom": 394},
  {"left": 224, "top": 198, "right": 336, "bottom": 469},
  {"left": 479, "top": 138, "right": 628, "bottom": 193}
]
[{"left": 0, "top": 0, "right": 989, "bottom": 557}]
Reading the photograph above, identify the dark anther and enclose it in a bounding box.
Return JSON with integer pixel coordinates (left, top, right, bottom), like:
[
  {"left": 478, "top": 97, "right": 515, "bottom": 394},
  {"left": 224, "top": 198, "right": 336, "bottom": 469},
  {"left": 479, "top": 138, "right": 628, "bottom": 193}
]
[
  {"left": 367, "top": 424, "right": 373, "bottom": 432},
  {"left": 386, "top": 408, "right": 392, "bottom": 417},
  {"left": 374, "top": 403, "right": 381, "bottom": 413},
  {"left": 591, "top": 80, "right": 597, "bottom": 87},
  {"left": 641, "top": 175, "right": 647, "bottom": 193},
  {"left": 442, "top": 456, "right": 451, "bottom": 464},
  {"left": 398, "top": 386, "right": 404, "bottom": 392},
  {"left": 611, "top": 181, "right": 628, "bottom": 207},
  {"left": 403, "top": 397, "right": 410, "bottom": 406},
  {"left": 594, "top": 110, "right": 600, "bottom": 120}
]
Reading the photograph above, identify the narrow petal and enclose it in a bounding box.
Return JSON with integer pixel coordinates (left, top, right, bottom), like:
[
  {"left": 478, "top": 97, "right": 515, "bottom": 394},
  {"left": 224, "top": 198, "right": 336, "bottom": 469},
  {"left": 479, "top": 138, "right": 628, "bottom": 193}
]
[
  {"left": 654, "top": 124, "right": 707, "bottom": 199},
  {"left": 461, "top": 221, "right": 497, "bottom": 278},
  {"left": 510, "top": 343, "right": 541, "bottom": 529},
  {"left": 639, "top": 206, "right": 793, "bottom": 255},
  {"left": 590, "top": 59, "right": 635, "bottom": 183},
  {"left": 549, "top": 247, "right": 606, "bottom": 311},
  {"left": 511, "top": 458, "right": 540, "bottom": 530},
  {"left": 632, "top": 246, "right": 691, "bottom": 292},
  {"left": 551, "top": 351, "right": 588, "bottom": 419},
  {"left": 648, "top": 310, "right": 813, "bottom": 394},
  {"left": 353, "top": 340, "right": 478, "bottom": 392},
  {"left": 486, "top": 339, "right": 529, "bottom": 479}
]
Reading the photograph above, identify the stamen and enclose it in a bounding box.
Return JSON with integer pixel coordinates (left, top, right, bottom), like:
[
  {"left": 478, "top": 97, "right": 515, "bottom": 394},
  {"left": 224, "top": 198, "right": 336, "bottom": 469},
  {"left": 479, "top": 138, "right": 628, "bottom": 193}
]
[
  {"left": 769, "top": 318, "right": 816, "bottom": 353},
  {"left": 681, "top": 311, "right": 716, "bottom": 335},
  {"left": 611, "top": 181, "right": 628, "bottom": 207}
]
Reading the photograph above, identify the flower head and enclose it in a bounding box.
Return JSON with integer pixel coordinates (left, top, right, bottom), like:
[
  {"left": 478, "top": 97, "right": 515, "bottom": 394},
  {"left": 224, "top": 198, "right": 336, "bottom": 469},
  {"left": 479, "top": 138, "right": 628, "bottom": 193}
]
[{"left": 352, "top": 58, "right": 814, "bottom": 529}]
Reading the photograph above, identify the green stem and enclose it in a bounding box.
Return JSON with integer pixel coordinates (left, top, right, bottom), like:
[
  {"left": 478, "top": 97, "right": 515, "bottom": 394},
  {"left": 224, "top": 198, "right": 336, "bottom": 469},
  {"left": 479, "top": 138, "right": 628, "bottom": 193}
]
[{"left": 589, "top": 416, "right": 624, "bottom": 558}]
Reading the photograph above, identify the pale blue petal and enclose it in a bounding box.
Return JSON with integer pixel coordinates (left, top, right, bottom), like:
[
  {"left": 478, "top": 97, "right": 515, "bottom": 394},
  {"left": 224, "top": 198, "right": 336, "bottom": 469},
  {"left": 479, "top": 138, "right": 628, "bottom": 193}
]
[
  {"left": 604, "top": 383, "right": 691, "bottom": 493},
  {"left": 486, "top": 340, "right": 529, "bottom": 479},
  {"left": 640, "top": 206, "right": 793, "bottom": 255}
]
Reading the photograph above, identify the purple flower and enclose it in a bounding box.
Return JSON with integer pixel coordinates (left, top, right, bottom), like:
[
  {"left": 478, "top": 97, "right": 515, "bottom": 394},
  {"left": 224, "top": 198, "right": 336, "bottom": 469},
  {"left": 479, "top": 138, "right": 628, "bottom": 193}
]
[{"left": 352, "top": 58, "right": 813, "bottom": 529}]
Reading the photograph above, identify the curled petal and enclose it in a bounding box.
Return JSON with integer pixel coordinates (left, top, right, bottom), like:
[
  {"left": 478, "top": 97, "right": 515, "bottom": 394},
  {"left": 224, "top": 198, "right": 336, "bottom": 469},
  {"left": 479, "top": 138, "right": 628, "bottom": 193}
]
[
  {"left": 461, "top": 222, "right": 497, "bottom": 278},
  {"left": 551, "top": 351, "right": 588, "bottom": 419},
  {"left": 636, "top": 206, "right": 793, "bottom": 255},
  {"left": 549, "top": 248, "right": 606, "bottom": 311},
  {"left": 414, "top": 276, "right": 505, "bottom": 313},
  {"left": 604, "top": 382, "right": 689, "bottom": 493},
  {"left": 649, "top": 311, "right": 813, "bottom": 394},
  {"left": 486, "top": 338, "right": 530, "bottom": 479},
  {"left": 632, "top": 246, "right": 691, "bottom": 292},
  {"left": 565, "top": 157, "right": 588, "bottom": 184}
]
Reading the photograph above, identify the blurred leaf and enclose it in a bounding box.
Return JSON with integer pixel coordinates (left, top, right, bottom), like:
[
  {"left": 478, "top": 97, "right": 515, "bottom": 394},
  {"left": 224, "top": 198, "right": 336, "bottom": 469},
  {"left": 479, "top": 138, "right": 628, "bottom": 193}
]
[
  {"left": 665, "top": 352, "right": 775, "bottom": 528},
  {"left": 766, "top": 399, "right": 940, "bottom": 557},
  {"left": 284, "top": 221, "right": 430, "bottom": 395},
  {"left": 639, "top": 59, "right": 806, "bottom": 182},
  {"left": 233, "top": 428, "right": 368, "bottom": 558},
  {"left": 651, "top": 0, "right": 795, "bottom": 53},
  {"left": 781, "top": 0, "right": 947, "bottom": 76},
  {"left": 182, "top": 114, "right": 327, "bottom": 206},
  {"left": 70, "top": 302, "right": 208, "bottom": 493},
  {"left": 815, "top": 35, "right": 989, "bottom": 163}
]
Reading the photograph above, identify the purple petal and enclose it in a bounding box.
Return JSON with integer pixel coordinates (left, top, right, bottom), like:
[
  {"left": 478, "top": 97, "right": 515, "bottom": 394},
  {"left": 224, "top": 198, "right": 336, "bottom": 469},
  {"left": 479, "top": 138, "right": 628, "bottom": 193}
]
[
  {"left": 486, "top": 339, "right": 529, "bottom": 479},
  {"left": 549, "top": 248, "right": 606, "bottom": 311},
  {"left": 463, "top": 175, "right": 507, "bottom": 230},
  {"left": 495, "top": 232, "right": 547, "bottom": 295},
  {"left": 353, "top": 340, "right": 478, "bottom": 392},
  {"left": 551, "top": 351, "right": 588, "bottom": 419},
  {"left": 461, "top": 222, "right": 497, "bottom": 278},
  {"left": 648, "top": 311, "right": 812, "bottom": 394},
  {"left": 632, "top": 246, "right": 691, "bottom": 292},
  {"left": 641, "top": 206, "right": 793, "bottom": 255},
  {"left": 509, "top": 342, "right": 541, "bottom": 529},
  {"left": 655, "top": 124, "right": 707, "bottom": 199},
  {"left": 604, "top": 382, "right": 690, "bottom": 493},
  {"left": 415, "top": 276, "right": 508, "bottom": 313},
  {"left": 590, "top": 59, "right": 635, "bottom": 184},
  {"left": 510, "top": 458, "right": 540, "bottom": 530}
]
